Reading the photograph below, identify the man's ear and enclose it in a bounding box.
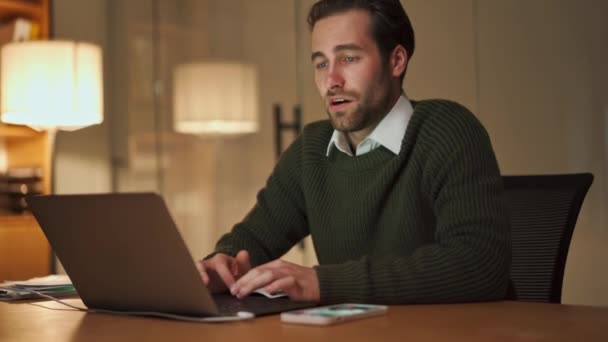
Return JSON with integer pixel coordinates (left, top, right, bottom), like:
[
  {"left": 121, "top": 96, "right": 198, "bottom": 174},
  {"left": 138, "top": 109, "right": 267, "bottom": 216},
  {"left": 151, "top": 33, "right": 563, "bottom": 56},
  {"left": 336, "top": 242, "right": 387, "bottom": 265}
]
[{"left": 390, "top": 45, "right": 408, "bottom": 77}]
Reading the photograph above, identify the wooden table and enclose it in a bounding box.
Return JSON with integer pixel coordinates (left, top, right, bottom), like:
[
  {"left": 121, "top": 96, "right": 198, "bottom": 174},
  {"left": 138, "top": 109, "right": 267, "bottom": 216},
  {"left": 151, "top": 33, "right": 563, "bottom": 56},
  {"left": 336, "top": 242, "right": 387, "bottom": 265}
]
[{"left": 1, "top": 299, "right": 607, "bottom": 341}]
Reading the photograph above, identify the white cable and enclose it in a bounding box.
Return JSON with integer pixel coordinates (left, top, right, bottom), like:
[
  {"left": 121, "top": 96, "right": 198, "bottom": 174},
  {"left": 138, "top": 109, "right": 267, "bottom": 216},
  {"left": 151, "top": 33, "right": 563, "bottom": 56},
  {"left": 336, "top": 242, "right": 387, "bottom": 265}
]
[
  {"left": 90, "top": 308, "right": 255, "bottom": 322},
  {"left": 2, "top": 288, "right": 255, "bottom": 322}
]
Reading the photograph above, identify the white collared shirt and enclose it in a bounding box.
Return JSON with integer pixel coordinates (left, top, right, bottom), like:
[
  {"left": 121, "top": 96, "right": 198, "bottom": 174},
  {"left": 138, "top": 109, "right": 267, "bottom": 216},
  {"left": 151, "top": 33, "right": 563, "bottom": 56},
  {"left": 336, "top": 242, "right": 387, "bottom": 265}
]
[{"left": 326, "top": 95, "right": 414, "bottom": 157}]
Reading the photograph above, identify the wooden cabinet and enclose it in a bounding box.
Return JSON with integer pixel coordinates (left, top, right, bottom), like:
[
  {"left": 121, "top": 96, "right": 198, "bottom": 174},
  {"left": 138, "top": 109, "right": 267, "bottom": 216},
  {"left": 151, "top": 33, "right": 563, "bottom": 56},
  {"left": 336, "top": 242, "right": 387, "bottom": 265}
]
[{"left": 0, "top": 0, "right": 51, "bottom": 281}]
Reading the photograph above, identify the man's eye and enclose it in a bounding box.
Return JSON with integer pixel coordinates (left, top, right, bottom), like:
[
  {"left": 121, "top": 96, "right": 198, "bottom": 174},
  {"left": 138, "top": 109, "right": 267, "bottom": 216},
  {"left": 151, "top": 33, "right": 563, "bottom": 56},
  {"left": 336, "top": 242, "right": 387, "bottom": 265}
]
[
  {"left": 315, "top": 61, "right": 328, "bottom": 69},
  {"left": 343, "top": 56, "right": 359, "bottom": 63}
]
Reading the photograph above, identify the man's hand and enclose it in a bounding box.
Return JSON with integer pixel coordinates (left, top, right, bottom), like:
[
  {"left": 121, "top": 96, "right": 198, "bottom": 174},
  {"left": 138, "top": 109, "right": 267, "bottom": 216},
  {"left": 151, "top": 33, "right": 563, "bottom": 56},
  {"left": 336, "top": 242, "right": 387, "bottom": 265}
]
[
  {"left": 230, "top": 259, "right": 320, "bottom": 302},
  {"left": 197, "top": 250, "right": 251, "bottom": 293}
]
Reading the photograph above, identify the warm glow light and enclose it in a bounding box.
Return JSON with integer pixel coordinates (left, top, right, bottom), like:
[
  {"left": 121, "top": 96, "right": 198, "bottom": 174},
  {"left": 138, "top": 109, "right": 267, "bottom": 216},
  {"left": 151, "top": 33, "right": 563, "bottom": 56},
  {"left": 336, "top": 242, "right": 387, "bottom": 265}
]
[
  {"left": 173, "top": 62, "right": 258, "bottom": 135},
  {"left": 1, "top": 41, "right": 103, "bottom": 131}
]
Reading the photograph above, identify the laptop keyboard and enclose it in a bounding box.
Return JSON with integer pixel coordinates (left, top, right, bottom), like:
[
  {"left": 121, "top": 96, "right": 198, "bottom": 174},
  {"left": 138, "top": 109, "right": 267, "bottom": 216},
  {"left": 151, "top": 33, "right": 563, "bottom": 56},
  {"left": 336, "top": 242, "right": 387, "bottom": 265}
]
[{"left": 213, "top": 293, "right": 315, "bottom": 316}]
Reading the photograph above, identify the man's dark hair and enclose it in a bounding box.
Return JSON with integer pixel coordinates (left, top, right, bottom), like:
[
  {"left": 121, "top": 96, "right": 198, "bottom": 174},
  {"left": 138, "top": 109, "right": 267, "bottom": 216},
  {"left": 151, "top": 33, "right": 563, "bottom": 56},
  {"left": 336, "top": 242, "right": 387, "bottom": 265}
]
[{"left": 308, "top": 0, "right": 415, "bottom": 81}]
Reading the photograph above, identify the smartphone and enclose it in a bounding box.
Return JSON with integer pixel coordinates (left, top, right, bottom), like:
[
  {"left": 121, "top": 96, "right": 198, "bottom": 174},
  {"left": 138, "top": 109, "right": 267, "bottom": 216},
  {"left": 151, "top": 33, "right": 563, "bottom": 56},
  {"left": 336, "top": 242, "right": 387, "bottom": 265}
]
[{"left": 280, "top": 303, "right": 388, "bottom": 326}]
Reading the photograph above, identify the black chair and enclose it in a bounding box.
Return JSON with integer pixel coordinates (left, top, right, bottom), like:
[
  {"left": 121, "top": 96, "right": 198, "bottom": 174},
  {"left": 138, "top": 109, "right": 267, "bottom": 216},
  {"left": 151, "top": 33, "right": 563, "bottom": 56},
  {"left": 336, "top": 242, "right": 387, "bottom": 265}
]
[{"left": 503, "top": 173, "right": 594, "bottom": 303}]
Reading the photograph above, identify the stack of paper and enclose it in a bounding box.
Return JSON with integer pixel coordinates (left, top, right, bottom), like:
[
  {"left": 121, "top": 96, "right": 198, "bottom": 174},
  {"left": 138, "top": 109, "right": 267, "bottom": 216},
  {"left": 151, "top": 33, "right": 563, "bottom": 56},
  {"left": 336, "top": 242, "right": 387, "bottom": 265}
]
[{"left": 0, "top": 274, "right": 77, "bottom": 301}]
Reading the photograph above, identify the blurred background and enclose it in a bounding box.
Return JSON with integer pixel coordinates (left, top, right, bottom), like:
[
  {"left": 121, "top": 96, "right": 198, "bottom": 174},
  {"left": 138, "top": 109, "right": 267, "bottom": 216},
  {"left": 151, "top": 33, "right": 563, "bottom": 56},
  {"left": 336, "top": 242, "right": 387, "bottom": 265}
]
[{"left": 19, "top": 0, "right": 608, "bottom": 306}]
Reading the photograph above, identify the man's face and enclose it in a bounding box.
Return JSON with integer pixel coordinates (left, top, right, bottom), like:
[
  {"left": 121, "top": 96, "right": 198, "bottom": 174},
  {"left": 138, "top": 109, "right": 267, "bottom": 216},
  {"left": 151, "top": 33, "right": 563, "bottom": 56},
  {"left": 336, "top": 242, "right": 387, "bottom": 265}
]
[{"left": 311, "top": 9, "right": 394, "bottom": 133}]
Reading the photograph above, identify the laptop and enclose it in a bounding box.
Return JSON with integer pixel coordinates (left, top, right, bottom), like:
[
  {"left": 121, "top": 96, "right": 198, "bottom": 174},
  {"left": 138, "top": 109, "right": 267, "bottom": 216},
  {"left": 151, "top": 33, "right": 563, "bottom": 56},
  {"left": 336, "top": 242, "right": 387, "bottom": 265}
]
[{"left": 26, "top": 193, "right": 315, "bottom": 318}]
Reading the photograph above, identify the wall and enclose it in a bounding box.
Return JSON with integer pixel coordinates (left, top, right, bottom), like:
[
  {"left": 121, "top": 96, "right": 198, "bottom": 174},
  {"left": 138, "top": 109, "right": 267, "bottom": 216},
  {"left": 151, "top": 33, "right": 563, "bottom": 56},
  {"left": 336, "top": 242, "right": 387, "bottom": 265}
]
[
  {"left": 52, "top": 0, "right": 111, "bottom": 195},
  {"left": 214, "top": 0, "right": 300, "bottom": 259}
]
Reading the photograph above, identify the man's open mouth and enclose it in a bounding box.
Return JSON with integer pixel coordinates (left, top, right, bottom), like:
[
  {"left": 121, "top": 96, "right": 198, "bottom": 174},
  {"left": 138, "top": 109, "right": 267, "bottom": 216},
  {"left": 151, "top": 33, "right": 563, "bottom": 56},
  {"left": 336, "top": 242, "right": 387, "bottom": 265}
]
[{"left": 329, "top": 98, "right": 353, "bottom": 110}]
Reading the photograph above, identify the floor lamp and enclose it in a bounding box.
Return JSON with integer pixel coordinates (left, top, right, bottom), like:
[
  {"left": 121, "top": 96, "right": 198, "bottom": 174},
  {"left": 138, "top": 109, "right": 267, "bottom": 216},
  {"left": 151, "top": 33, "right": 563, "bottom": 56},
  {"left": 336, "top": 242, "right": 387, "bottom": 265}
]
[
  {"left": 1, "top": 40, "right": 104, "bottom": 274},
  {"left": 172, "top": 61, "right": 259, "bottom": 253}
]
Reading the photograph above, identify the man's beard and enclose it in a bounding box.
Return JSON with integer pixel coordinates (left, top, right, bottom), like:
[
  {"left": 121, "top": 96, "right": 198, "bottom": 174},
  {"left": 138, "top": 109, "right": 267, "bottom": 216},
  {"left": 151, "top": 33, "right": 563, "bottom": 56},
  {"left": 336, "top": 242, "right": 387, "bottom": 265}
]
[
  {"left": 327, "top": 105, "right": 370, "bottom": 133},
  {"left": 326, "top": 92, "right": 388, "bottom": 133}
]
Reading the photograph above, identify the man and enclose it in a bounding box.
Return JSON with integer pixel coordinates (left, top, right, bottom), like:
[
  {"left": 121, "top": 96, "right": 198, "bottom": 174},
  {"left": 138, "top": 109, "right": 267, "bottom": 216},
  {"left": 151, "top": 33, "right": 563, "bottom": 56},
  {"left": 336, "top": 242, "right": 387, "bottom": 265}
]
[{"left": 198, "top": 0, "right": 510, "bottom": 304}]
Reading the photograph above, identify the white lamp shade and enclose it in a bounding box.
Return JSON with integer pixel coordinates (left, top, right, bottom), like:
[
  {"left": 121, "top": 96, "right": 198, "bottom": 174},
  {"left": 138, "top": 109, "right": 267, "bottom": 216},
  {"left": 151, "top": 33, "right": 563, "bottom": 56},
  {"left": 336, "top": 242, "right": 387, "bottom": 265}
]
[
  {"left": 173, "top": 62, "right": 258, "bottom": 135},
  {"left": 1, "top": 41, "right": 103, "bottom": 131}
]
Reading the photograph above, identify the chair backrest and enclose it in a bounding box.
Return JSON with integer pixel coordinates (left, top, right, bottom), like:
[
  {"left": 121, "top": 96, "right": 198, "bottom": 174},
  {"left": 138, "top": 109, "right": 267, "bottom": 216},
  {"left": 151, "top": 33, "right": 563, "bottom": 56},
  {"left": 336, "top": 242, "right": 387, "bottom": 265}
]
[{"left": 503, "top": 173, "right": 593, "bottom": 303}]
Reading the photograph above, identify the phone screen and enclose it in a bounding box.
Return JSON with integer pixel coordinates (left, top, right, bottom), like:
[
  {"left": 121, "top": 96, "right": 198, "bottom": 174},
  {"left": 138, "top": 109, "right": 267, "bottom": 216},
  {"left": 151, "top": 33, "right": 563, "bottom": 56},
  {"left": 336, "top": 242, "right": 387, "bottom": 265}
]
[
  {"left": 298, "top": 304, "right": 376, "bottom": 317},
  {"left": 282, "top": 304, "right": 388, "bottom": 325}
]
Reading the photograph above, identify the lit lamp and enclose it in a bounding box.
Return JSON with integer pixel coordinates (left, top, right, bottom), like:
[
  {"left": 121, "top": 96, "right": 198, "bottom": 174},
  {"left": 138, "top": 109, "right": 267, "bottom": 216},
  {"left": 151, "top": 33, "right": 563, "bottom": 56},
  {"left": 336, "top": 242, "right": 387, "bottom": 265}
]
[
  {"left": 1, "top": 40, "right": 103, "bottom": 148},
  {"left": 172, "top": 62, "right": 258, "bottom": 254},
  {"left": 173, "top": 62, "right": 258, "bottom": 135},
  {"left": 1, "top": 41, "right": 103, "bottom": 274}
]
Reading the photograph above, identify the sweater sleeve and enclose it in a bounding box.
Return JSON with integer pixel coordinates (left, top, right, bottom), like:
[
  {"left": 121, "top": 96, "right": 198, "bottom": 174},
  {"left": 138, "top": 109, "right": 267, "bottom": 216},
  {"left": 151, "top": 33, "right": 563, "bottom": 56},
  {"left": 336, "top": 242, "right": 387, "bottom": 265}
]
[
  {"left": 211, "top": 137, "right": 310, "bottom": 266},
  {"left": 315, "top": 102, "right": 511, "bottom": 304}
]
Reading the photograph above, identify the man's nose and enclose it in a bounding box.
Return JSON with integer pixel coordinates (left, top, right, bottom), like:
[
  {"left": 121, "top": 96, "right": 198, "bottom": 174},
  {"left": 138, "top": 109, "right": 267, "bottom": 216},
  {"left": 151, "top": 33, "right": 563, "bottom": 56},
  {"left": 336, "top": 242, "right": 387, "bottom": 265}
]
[{"left": 326, "top": 66, "right": 344, "bottom": 90}]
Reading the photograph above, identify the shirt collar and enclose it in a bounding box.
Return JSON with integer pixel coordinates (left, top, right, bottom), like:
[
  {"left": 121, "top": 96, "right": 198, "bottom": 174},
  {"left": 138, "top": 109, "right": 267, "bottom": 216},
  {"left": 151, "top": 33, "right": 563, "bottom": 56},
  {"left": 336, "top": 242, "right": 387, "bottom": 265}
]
[{"left": 326, "top": 95, "right": 414, "bottom": 157}]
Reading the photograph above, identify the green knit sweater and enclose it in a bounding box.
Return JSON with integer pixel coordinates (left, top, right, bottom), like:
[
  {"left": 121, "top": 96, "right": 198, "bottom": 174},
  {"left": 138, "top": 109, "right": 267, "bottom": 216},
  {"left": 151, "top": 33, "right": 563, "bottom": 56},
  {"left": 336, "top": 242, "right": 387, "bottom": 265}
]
[{"left": 213, "top": 99, "right": 511, "bottom": 304}]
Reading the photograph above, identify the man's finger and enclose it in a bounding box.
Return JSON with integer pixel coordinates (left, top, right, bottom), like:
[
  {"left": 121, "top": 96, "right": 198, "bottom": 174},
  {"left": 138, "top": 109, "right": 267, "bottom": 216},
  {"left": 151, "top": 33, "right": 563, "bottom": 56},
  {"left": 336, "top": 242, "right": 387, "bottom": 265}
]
[
  {"left": 230, "top": 267, "right": 259, "bottom": 295},
  {"left": 214, "top": 261, "right": 237, "bottom": 288},
  {"left": 265, "top": 276, "right": 296, "bottom": 297},
  {"left": 230, "top": 269, "right": 276, "bottom": 298},
  {"left": 197, "top": 260, "right": 210, "bottom": 285},
  {"left": 235, "top": 250, "right": 251, "bottom": 276}
]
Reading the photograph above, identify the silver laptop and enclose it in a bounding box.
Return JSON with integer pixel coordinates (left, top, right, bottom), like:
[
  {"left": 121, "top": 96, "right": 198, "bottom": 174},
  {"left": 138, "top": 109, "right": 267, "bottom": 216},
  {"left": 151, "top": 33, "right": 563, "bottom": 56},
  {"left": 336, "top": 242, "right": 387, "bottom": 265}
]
[{"left": 27, "top": 193, "right": 315, "bottom": 317}]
